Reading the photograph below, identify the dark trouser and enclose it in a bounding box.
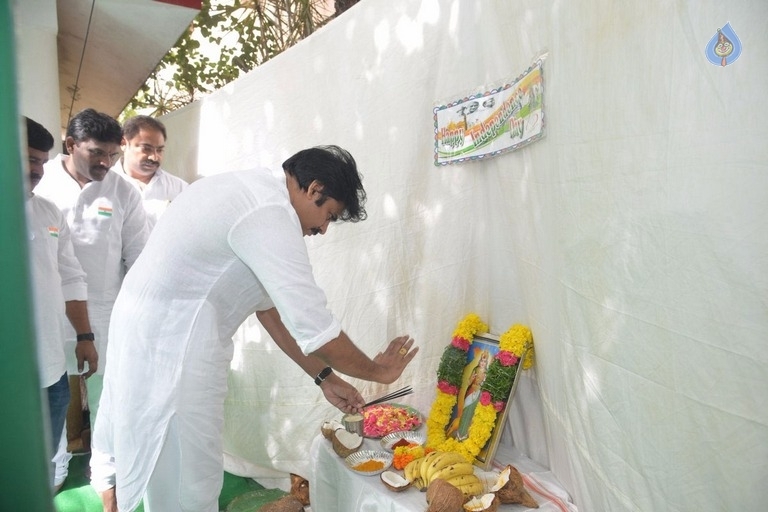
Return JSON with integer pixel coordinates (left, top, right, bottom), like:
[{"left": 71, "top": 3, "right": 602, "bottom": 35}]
[{"left": 47, "top": 372, "right": 70, "bottom": 451}]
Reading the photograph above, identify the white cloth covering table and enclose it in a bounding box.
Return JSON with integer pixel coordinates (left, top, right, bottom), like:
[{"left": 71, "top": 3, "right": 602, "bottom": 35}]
[{"left": 308, "top": 433, "right": 577, "bottom": 512}]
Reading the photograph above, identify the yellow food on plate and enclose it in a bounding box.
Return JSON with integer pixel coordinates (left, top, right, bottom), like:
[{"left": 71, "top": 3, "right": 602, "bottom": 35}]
[{"left": 352, "top": 459, "right": 385, "bottom": 472}]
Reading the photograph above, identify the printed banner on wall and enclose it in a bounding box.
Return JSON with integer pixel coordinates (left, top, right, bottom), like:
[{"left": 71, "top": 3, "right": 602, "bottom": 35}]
[{"left": 434, "top": 60, "right": 544, "bottom": 166}]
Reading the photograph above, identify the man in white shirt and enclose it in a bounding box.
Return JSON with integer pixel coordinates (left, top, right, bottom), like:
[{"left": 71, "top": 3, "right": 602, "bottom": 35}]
[
  {"left": 34, "top": 108, "right": 149, "bottom": 425},
  {"left": 92, "top": 145, "right": 418, "bottom": 511},
  {"left": 112, "top": 115, "right": 188, "bottom": 230},
  {"left": 24, "top": 116, "right": 98, "bottom": 491}
]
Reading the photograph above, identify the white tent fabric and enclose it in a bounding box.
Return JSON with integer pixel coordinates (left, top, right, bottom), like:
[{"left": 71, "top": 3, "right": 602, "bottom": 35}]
[{"left": 159, "top": 1, "right": 768, "bottom": 510}]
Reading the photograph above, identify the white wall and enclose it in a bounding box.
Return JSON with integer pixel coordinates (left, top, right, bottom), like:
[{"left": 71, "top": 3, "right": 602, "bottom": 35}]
[
  {"left": 160, "top": 1, "right": 768, "bottom": 510},
  {"left": 13, "top": 0, "right": 61, "bottom": 141},
  {"left": 160, "top": 100, "right": 202, "bottom": 184}
]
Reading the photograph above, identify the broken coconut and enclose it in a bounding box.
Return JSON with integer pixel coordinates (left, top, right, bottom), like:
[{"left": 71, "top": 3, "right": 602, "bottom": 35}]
[
  {"left": 490, "top": 464, "right": 539, "bottom": 508},
  {"left": 463, "top": 493, "right": 500, "bottom": 512},
  {"left": 331, "top": 428, "right": 363, "bottom": 458},
  {"left": 380, "top": 470, "right": 412, "bottom": 492},
  {"left": 426, "top": 478, "right": 464, "bottom": 512},
  {"left": 320, "top": 419, "right": 344, "bottom": 440}
]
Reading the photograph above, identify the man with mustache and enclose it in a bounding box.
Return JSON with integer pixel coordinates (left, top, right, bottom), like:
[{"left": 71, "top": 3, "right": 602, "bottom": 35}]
[
  {"left": 34, "top": 108, "right": 149, "bottom": 473},
  {"left": 112, "top": 115, "right": 188, "bottom": 231}
]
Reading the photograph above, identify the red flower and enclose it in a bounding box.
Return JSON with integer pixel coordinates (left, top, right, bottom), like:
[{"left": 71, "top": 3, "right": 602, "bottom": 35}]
[
  {"left": 479, "top": 391, "right": 492, "bottom": 406},
  {"left": 438, "top": 380, "right": 458, "bottom": 395},
  {"left": 451, "top": 336, "right": 471, "bottom": 351},
  {"left": 496, "top": 351, "right": 519, "bottom": 366}
]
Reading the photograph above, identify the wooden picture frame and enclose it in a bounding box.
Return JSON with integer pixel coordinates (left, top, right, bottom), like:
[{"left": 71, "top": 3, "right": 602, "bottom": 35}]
[{"left": 447, "top": 332, "right": 524, "bottom": 469}]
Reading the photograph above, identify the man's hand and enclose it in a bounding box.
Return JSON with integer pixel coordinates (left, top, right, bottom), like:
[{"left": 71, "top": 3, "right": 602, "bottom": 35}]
[
  {"left": 100, "top": 486, "right": 117, "bottom": 512},
  {"left": 76, "top": 340, "right": 98, "bottom": 378},
  {"left": 372, "top": 335, "right": 418, "bottom": 384},
  {"left": 320, "top": 374, "right": 365, "bottom": 414}
]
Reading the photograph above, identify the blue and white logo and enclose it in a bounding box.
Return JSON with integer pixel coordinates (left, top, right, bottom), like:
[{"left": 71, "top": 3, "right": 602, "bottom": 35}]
[{"left": 705, "top": 22, "right": 742, "bottom": 67}]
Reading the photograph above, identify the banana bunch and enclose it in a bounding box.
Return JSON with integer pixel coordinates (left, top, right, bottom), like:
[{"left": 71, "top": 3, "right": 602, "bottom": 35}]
[{"left": 403, "top": 451, "right": 484, "bottom": 498}]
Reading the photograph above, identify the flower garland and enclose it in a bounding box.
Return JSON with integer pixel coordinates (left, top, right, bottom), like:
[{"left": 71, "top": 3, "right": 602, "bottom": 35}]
[{"left": 425, "top": 313, "right": 535, "bottom": 462}]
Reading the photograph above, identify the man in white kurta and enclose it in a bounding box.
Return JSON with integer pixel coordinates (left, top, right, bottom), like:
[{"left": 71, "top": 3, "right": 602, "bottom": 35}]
[
  {"left": 114, "top": 160, "right": 187, "bottom": 229},
  {"left": 27, "top": 193, "right": 88, "bottom": 422},
  {"left": 112, "top": 115, "right": 188, "bottom": 231},
  {"left": 28, "top": 194, "right": 90, "bottom": 486},
  {"left": 24, "top": 115, "right": 98, "bottom": 490},
  {"left": 92, "top": 146, "right": 418, "bottom": 511},
  {"left": 34, "top": 109, "right": 149, "bottom": 419}
]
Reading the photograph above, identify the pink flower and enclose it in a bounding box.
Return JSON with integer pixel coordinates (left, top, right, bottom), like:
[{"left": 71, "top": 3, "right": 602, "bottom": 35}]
[
  {"left": 496, "top": 351, "right": 519, "bottom": 366},
  {"left": 451, "top": 336, "right": 470, "bottom": 351},
  {"left": 493, "top": 400, "right": 505, "bottom": 412},
  {"left": 438, "top": 380, "right": 459, "bottom": 395},
  {"left": 363, "top": 404, "right": 423, "bottom": 437},
  {"left": 479, "top": 391, "right": 492, "bottom": 406}
]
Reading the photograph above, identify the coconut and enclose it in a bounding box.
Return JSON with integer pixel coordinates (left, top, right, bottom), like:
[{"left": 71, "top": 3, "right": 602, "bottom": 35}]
[
  {"left": 257, "top": 494, "right": 304, "bottom": 512},
  {"left": 463, "top": 493, "right": 500, "bottom": 512},
  {"left": 426, "top": 478, "right": 464, "bottom": 512},
  {"left": 289, "top": 473, "right": 310, "bottom": 506},
  {"left": 490, "top": 464, "right": 538, "bottom": 508},
  {"left": 331, "top": 428, "right": 363, "bottom": 458},
  {"left": 321, "top": 419, "right": 344, "bottom": 439},
  {"left": 380, "top": 470, "right": 411, "bottom": 492}
]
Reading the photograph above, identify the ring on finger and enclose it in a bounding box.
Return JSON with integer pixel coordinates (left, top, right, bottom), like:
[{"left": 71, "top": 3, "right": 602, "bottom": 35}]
[{"left": 398, "top": 347, "right": 407, "bottom": 355}]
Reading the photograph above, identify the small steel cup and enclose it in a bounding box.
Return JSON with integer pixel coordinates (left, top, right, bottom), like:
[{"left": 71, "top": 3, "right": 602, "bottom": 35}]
[{"left": 342, "top": 413, "right": 364, "bottom": 436}]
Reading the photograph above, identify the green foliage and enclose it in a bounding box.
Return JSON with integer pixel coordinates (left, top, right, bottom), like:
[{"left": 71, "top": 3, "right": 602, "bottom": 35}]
[
  {"left": 482, "top": 360, "right": 518, "bottom": 402},
  {"left": 436, "top": 346, "right": 468, "bottom": 387},
  {"left": 124, "top": 0, "right": 337, "bottom": 117}
]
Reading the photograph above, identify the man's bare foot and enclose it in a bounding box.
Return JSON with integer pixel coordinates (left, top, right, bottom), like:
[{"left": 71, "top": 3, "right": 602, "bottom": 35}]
[{"left": 100, "top": 486, "right": 118, "bottom": 512}]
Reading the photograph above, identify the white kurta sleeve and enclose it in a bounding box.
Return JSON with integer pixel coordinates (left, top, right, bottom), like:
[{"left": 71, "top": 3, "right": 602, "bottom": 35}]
[
  {"left": 120, "top": 187, "right": 149, "bottom": 271},
  {"left": 56, "top": 212, "right": 88, "bottom": 302},
  {"left": 227, "top": 204, "right": 340, "bottom": 354}
]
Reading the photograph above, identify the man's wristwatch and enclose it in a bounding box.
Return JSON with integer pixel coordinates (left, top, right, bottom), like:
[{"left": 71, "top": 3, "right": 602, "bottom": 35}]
[{"left": 314, "top": 367, "right": 333, "bottom": 385}]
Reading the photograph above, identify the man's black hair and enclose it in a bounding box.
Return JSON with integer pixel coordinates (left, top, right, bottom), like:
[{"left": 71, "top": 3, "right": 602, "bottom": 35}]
[
  {"left": 25, "top": 116, "right": 54, "bottom": 152},
  {"left": 66, "top": 108, "right": 122, "bottom": 145},
  {"left": 122, "top": 115, "right": 167, "bottom": 141},
  {"left": 283, "top": 145, "right": 367, "bottom": 222}
]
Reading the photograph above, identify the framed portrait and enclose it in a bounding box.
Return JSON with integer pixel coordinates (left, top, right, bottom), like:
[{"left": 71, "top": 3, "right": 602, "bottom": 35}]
[{"left": 446, "top": 333, "right": 524, "bottom": 469}]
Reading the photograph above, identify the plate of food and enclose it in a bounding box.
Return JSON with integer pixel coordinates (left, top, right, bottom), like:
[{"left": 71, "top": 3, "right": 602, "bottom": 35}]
[
  {"left": 363, "top": 403, "right": 423, "bottom": 438},
  {"left": 380, "top": 430, "right": 427, "bottom": 451},
  {"left": 344, "top": 449, "right": 393, "bottom": 476}
]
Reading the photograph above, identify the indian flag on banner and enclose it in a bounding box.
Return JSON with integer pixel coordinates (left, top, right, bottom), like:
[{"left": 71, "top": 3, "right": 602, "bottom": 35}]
[
  {"left": 433, "top": 59, "right": 545, "bottom": 166},
  {"left": 48, "top": 226, "right": 59, "bottom": 238},
  {"left": 98, "top": 206, "right": 113, "bottom": 217}
]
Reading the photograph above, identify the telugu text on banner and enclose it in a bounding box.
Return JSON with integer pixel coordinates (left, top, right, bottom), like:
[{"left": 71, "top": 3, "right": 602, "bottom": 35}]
[{"left": 434, "top": 60, "right": 545, "bottom": 166}]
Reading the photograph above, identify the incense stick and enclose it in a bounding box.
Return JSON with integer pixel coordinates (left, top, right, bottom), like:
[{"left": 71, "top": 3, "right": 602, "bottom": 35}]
[{"left": 364, "top": 386, "right": 413, "bottom": 407}]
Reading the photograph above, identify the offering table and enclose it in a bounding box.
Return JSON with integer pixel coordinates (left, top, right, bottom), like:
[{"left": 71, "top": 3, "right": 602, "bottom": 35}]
[
  {"left": 308, "top": 434, "right": 426, "bottom": 511},
  {"left": 308, "top": 433, "right": 575, "bottom": 512}
]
